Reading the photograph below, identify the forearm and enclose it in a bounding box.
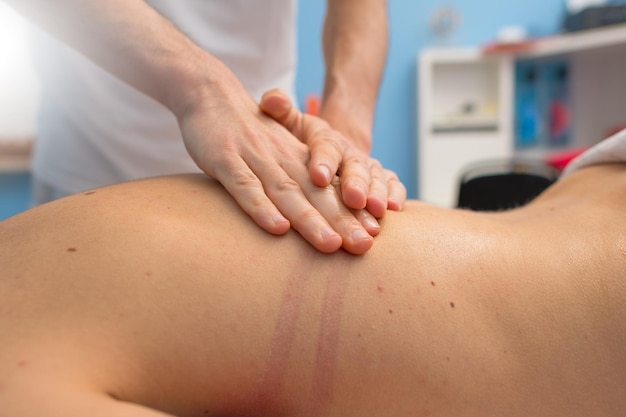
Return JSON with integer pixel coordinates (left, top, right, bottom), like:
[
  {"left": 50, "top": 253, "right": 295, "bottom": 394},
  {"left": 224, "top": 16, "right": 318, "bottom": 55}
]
[
  {"left": 321, "top": 0, "right": 388, "bottom": 151},
  {"left": 4, "top": 0, "right": 237, "bottom": 117}
]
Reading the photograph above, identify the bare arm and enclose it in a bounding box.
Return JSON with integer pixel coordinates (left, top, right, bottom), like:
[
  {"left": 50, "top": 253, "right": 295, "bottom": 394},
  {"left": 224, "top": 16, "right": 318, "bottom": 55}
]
[
  {"left": 4, "top": 0, "right": 381, "bottom": 254},
  {"left": 322, "top": 0, "right": 389, "bottom": 153},
  {"left": 4, "top": 0, "right": 210, "bottom": 112},
  {"left": 295, "top": 0, "right": 406, "bottom": 217}
]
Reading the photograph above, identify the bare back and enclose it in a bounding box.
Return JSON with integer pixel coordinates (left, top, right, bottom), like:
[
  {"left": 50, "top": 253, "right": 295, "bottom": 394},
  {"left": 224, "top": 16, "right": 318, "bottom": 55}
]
[{"left": 1, "top": 164, "right": 625, "bottom": 417}]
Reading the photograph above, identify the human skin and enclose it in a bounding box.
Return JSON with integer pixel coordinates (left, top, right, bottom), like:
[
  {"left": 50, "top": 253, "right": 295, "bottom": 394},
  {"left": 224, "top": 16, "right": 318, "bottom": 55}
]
[
  {"left": 3, "top": 0, "right": 404, "bottom": 254},
  {"left": 0, "top": 163, "right": 624, "bottom": 416}
]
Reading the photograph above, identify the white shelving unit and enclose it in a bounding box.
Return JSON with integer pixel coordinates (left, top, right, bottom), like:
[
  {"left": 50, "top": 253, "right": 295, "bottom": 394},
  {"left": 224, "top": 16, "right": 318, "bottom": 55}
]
[{"left": 418, "top": 23, "right": 626, "bottom": 207}]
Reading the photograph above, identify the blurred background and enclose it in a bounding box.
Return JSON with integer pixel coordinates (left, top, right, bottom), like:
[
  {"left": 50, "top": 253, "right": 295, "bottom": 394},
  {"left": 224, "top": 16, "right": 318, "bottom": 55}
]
[{"left": 2, "top": 0, "right": 626, "bottom": 218}]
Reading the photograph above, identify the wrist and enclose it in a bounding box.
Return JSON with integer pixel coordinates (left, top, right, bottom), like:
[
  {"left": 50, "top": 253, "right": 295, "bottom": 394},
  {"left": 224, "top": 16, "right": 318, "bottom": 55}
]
[
  {"left": 320, "top": 92, "right": 374, "bottom": 153},
  {"left": 163, "top": 50, "right": 244, "bottom": 120}
]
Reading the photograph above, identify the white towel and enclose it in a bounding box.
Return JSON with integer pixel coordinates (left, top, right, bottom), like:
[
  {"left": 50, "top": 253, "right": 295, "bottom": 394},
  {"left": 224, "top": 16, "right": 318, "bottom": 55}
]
[{"left": 561, "top": 128, "right": 626, "bottom": 178}]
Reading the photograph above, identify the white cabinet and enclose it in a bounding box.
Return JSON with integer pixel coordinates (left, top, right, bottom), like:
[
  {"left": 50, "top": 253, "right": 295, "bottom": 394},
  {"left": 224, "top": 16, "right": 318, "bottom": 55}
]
[{"left": 417, "top": 24, "right": 626, "bottom": 207}]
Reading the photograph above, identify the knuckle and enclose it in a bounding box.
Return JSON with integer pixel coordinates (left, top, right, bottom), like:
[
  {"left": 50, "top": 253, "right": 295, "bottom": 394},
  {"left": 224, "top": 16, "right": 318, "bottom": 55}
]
[
  {"left": 370, "top": 159, "right": 384, "bottom": 171},
  {"left": 232, "top": 169, "right": 261, "bottom": 189},
  {"left": 311, "top": 129, "right": 343, "bottom": 149},
  {"left": 209, "top": 150, "right": 238, "bottom": 169},
  {"left": 343, "top": 153, "right": 367, "bottom": 169},
  {"left": 273, "top": 176, "right": 301, "bottom": 193},
  {"left": 332, "top": 211, "right": 357, "bottom": 226},
  {"left": 248, "top": 195, "right": 271, "bottom": 212},
  {"left": 385, "top": 169, "right": 400, "bottom": 181},
  {"left": 297, "top": 207, "right": 322, "bottom": 224}
]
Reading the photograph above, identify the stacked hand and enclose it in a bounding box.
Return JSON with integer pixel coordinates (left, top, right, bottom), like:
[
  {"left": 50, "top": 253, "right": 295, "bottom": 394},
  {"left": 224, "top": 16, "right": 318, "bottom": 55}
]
[{"left": 179, "top": 84, "right": 405, "bottom": 255}]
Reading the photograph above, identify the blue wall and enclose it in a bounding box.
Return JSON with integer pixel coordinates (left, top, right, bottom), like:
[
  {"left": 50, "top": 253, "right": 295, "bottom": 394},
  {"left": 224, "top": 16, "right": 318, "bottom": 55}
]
[
  {"left": 0, "top": 172, "right": 31, "bottom": 220},
  {"left": 0, "top": 0, "right": 568, "bottom": 220},
  {"left": 296, "top": 0, "right": 565, "bottom": 197}
]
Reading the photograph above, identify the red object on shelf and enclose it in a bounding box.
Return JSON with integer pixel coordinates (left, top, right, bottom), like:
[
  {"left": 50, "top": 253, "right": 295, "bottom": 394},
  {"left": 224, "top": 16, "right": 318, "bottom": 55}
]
[
  {"left": 549, "top": 99, "right": 570, "bottom": 142},
  {"left": 481, "top": 39, "right": 537, "bottom": 55}
]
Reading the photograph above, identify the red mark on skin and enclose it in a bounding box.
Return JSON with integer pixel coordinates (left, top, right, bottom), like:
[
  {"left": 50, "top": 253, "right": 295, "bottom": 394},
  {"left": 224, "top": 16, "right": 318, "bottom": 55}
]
[
  {"left": 308, "top": 265, "right": 349, "bottom": 414},
  {"left": 0, "top": 361, "right": 30, "bottom": 395},
  {"left": 67, "top": 247, "right": 77, "bottom": 252},
  {"left": 251, "top": 258, "right": 315, "bottom": 414},
  {"left": 377, "top": 284, "right": 384, "bottom": 292}
]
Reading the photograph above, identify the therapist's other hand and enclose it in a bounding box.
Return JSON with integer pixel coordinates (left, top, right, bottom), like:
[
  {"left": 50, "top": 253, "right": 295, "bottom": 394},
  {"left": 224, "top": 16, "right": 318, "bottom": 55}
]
[
  {"left": 176, "top": 76, "right": 377, "bottom": 255},
  {"left": 260, "top": 89, "right": 406, "bottom": 219}
]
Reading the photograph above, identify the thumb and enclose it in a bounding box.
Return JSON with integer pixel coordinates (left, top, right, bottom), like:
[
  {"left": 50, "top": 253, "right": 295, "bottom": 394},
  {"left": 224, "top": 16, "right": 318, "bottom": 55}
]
[{"left": 260, "top": 88, "right": 304, "bottom": 137}]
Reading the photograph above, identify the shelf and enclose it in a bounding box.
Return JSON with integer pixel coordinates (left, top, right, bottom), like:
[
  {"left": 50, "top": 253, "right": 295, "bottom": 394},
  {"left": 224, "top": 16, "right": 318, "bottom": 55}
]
[
  {"left": 419, "top": 24, "right": 626, "bottom": 207},
  {"left": 432, "top": 116, "right": 499, "bottom": 133},
  {"left": 482, "top": 23, "right": 626, "bottom": 58}
]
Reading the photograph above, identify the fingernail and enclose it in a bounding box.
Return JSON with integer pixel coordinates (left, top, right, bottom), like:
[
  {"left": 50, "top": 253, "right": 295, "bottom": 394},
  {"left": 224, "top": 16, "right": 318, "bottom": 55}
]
[
  {"left": 352, "top": 228, "right": 370, "bottom": 241},
  {"left": 319, "top": 165, "right": 332, "bottom": 183},
  {"left": 273, "top": 214, "right": 288, "bottom": 225},
  {"left": 364, "top": 217, "right": 380, "bottom": 230},
  {"left": 321, "top": 227, "right": 339, "bottom": 239},
  {"left": 389, "top": 198, "right": 403, "bottom": 211}
]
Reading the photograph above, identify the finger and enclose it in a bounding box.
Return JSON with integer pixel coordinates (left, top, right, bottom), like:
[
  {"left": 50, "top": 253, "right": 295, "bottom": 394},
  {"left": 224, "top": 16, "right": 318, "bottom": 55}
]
[
  {"left": 338, "top": 152, "right": 371, "bottom": 210},
  {"left": 307, "top": 134, "right": 343, "bottom": 187},
  {"left": 228, "top": 99, "right": 375, "bottom": 254},
  {"left": 261, "top": 88, "right": 338, "bottom": 187},
  {"left": 259, "top": 89, "right": 302, "bottom": 135},
  {"left": 385, "top": 169, "right": 407, "bottom": 211},
  {"left": 245, "top": 148, "right": 345, "bottom": 253},
  {"left": 351, "top": 208, "right": 381, "bottom": 237},
  {"left": 211, "top": 155, "right": 291, "bottom": 236},
  {"left": 298, "top": 174, "right": 374, "bottom": 255},
  {"left": 263, "top": 175, "right": 344, "bottom": 253},
  {"left": 364, "top": 161, "right": 389, "bottom": 219},
  {"left": 262, "top": 89, "right": 341, "bottom": 188},
  {"left": 260, "top": 156, "right": 374, "bottom": 255}
]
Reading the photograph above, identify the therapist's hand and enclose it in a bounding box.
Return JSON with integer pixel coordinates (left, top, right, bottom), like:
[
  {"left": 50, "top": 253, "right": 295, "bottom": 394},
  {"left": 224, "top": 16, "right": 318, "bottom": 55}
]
[
  {"left": 260, "top": 89, "right": 406, "bottom": 219},
  {"left": 177, "top": 74, "right": 378, "bottom": 255}
]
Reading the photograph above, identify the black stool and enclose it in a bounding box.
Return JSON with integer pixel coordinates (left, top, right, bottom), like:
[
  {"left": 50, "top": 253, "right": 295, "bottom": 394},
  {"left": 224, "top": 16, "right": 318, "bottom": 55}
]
[{"left": 457, "top": 159, "right": 560, "bottom": 211}]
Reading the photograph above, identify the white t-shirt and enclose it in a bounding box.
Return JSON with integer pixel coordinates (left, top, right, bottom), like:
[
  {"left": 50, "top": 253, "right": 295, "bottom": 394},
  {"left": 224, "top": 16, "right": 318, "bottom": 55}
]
[{"left": 30, "top": 0, "right": 297, "bottom": 193}]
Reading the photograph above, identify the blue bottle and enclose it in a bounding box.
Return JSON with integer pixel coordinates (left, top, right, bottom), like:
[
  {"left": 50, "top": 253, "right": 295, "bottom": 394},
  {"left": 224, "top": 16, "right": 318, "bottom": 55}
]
[{"left": 515, "top": 63, "right": 541, "bottom": 148}]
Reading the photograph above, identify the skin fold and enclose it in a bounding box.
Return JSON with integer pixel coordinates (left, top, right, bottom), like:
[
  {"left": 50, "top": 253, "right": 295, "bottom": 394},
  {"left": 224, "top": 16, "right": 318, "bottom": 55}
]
[{"left": 0, "top": 163, "right": 625, "bottom": 416}]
